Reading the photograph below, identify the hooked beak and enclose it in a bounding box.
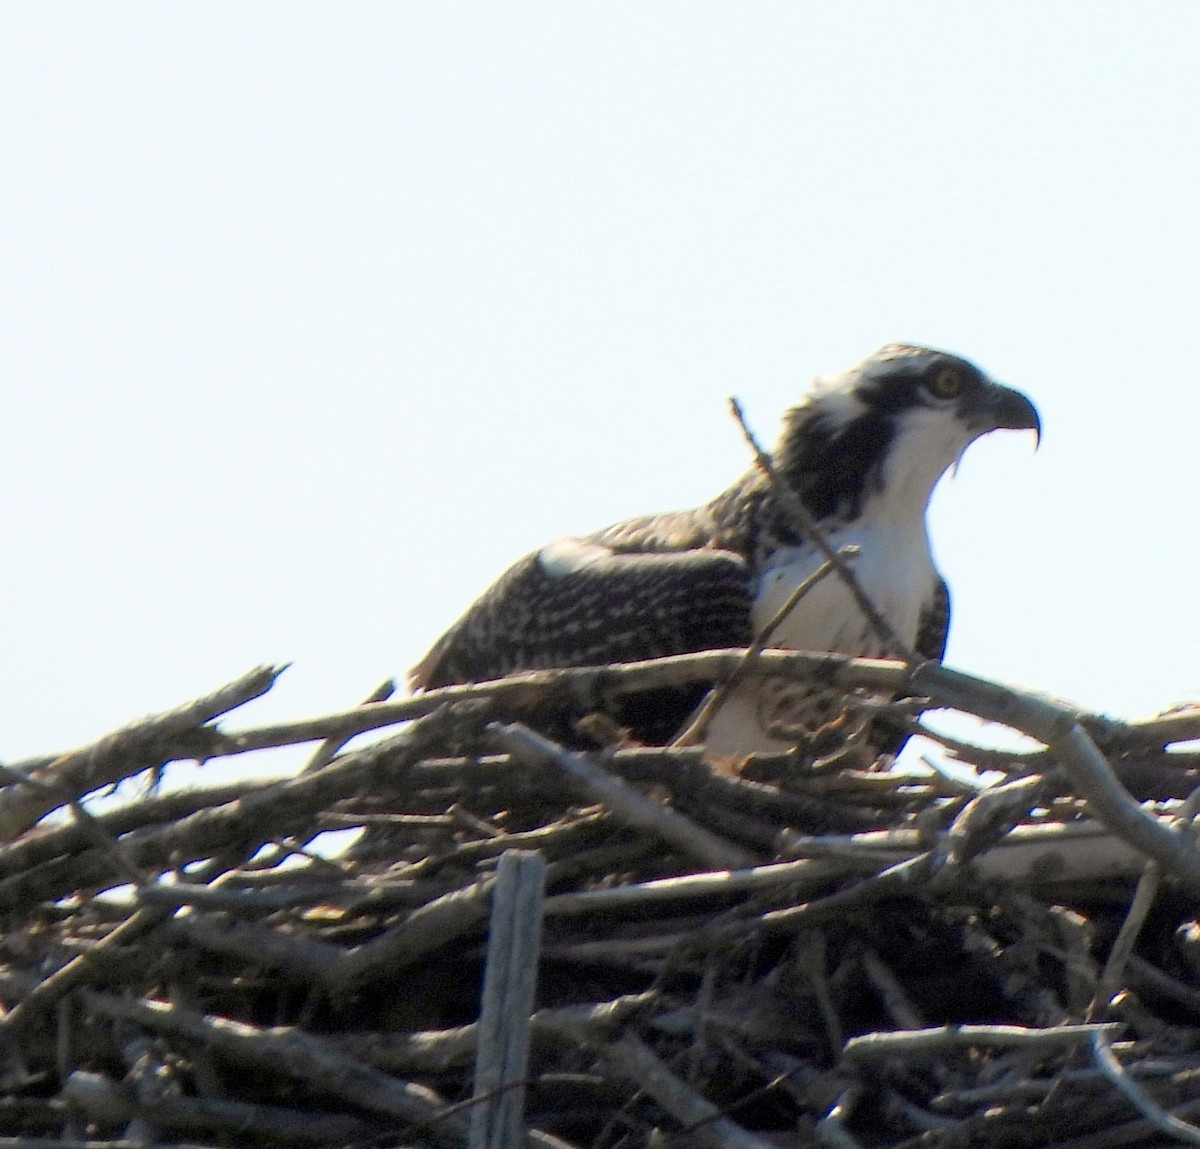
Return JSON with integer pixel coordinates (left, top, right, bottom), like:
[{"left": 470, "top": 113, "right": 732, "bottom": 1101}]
[{"left": 967, "top": 381, "right": 1041, "bottom": 448}]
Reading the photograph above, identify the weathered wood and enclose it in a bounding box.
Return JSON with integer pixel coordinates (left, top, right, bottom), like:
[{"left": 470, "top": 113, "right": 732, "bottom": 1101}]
[
  {"left": 0, "top": 662, "right": 1189, "bottom": 1146},
  {"left": 469, "top": 850, "right": 547, "bottom": 1149}
]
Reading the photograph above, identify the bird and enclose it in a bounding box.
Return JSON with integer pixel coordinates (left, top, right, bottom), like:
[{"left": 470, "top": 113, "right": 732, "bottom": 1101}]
[{"left": 410, "top": 344, "right": 1040, "bottom": 763}]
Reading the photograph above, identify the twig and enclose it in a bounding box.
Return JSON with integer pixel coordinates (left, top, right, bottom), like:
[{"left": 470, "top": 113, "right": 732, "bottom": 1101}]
[
  {"left": 932, "top": 1056, "right": 1200, "bottom": 1110},
  {"left": 301, "top": 678, "right": 395, "bottom": 774},
  {"left": 1088, "top": 862, "right": 1161, "bottom": 1020},
  {"left": 1091, "top": 1027, "right": 1200, "bottom": 1145},
  {"left": 800, "top": 930, "right": 844, "bottom": 1055},
  {"left": 328, "top": 874, "right": 498, "bottom": 991},
  {"left": 0, "top": 779, "right": 281, "bottom": 882},
  {"left": 335, "top": 994, "right": 657, "bottom": 1075},
  {"left": 62, "top": 1070, "right": 372, "bottom": 1145},
  {"left": 11, "top": 713, "right": 458, "bottom": 908},
  {"left": 487, "top": 722, "right": 756, "bottom": 871},
  {"left": 816, "top": 1086, "right": 865, "bottom": 1149},
  {"left": 0, "top": 1140, "right": 222, "bottom": 1148},
  {"left": 79, "top": 991, "right": 468, "bottom": 1141},
  {"left": 0, "top": 665, "right": 284, "bottom": 841},
  {"left": 599, "top": 1033, "right": 780, "bottom": 1149},
  {"left": 861, "top": 949, "right": 923, "bottom": 1031},
  {"left": 161, "top": 913, "right": 344, "bottom": 983},
  {"left": 1126, "top": 955, "right": 1200, "bottom": 1015},
  {"left": 1109, "top": 706, "right": 1200, "bottom": 749},
  {"left": 931, "top": 774, "right": 1044, "bottom": 873},
  {"left": 0, "top": 907, "right": 173, "bottom": 1034},
  {"left": 3, "top": 658, "right": 1193, "bottom": 794},
  {"left": 915, "top": 663, "right": 1200, "bottom": 886},
  {"left": 542, "top": 856, "right": 873, "bottom": 917},
  {"left": 842, "top": 1022, "right": 1122, "bottom": 1063}
]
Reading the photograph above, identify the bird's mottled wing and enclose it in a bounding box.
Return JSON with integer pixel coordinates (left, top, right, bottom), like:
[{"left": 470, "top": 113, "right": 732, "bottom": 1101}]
[
  {"left": 411, "top": 539, "right": 753, "bottom": 689},
  {"left": 914, "top": 576, "right": 950, "bottom": 663}
]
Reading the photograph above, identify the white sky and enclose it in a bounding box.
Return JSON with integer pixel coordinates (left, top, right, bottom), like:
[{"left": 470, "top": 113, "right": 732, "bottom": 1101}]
[{"left": 1, "top": 4, "right": 1198, "bottom": 773}]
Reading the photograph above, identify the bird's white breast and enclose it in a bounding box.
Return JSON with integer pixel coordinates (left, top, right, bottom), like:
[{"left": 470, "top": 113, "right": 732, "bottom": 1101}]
[
  {"left": 753, "top": 519, "right": 935, "bottom": 658},
  {"left": 701, "top": 517, "right": 938, "bottom": 761}
]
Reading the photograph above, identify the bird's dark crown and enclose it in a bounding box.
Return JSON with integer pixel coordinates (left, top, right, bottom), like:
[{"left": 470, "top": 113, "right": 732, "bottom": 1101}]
[
  {"left": 853, "top": 344, "right": 990, "bottom": 414},
  {"left": 771, "top": 344, "right": 1035, "bottom": 524}
]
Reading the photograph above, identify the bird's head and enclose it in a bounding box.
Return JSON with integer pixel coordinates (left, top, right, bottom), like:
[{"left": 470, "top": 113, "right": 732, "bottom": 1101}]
[{"left": 777, "top": 344, "right": 1040, "bottom": 522}]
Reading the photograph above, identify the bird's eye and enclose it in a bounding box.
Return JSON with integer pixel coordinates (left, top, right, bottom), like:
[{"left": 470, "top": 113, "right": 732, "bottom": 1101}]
[{"left": 927, "top": 365, "right": 964, "bottom": 400}]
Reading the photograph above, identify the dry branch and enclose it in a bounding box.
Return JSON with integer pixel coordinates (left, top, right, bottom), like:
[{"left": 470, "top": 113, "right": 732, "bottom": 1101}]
[
  {"left": 0, "top": 660, "right": 1194, "bottom": 1147},
  {"left": 0, "top": 666, "right": 283, "bottom": 841}
]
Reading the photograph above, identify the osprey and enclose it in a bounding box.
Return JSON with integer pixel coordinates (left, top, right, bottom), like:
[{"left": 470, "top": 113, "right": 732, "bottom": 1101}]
[{"left": 412, "top": 345, "right": 1039, "bottom": 760}]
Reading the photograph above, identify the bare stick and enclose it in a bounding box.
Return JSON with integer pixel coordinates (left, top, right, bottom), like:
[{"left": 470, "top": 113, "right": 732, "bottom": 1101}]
[
  {"left": 0, "top": 779, "right": 277, "bottom": 882},
  {"left": 1088, "top": 862, "right": 1161, "bottom": 1020},
  {"left": 4, "top": 657, "right": 1194, "bottom": 795},
  {"left": 80, "top": 991, "right": 467, "bottom": 1141},
  {"left": 861, "top": 948, "right": 923, "bottom": 1030},
  {"left": 915, "top": 663, "right": 1200, "bottom": 885},
  {"left": 162, "top": 913, "right": 344, "bottom": 983},
  {"left": 62, "top": 1069, "right": 371, "bottom": 1145},
  {"left": 0, "top": 906, "right": 171, "bottom": 1033},
  {"left": 1091, "top": 1027, "right": 1200, "bottom": 1145},
  {"left": 599, "top": 1033, "right": 780, "bottom": 1149},
  {"left": 488, "top": 723, "right": 755, "bottom": 871},
  {"left": 301, "top": 678, "right": 395, "bottom": 774},
  {"left": 329, "top": 874, "right": 498, "bottom": 991},
  {"left": 0, "top": 665, "right": 283, "bottom": 840},
  {"left": 335, "top": 994, "right": 656, "bottom": 1075},
  {"left": 469, "top": 850, "right": 547, "bottom": 1149},
  {"left": 542, "top": 856, "right": 873, "bottom": 917},
  {"left": 842, "top": 1022, "right": 1122, "bottom": 1063},
  {"left": 816, "top": 1086, "right": 865, "bottom": 1149},
  {"left": 1114, "top": 705, "right": 1200, "bottom": 749},
  {"left": 212, "top": 649, "right": 911, "bottom": 758}
]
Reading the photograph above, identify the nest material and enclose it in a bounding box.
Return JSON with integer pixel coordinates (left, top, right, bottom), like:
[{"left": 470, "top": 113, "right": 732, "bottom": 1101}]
[{"left": 0, "top": 657, "right": 1199, "bottom": 1148}]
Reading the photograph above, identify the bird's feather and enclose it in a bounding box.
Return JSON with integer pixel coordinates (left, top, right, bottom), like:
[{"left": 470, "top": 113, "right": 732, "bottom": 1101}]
[{"left": 411, "top": 540, "right": 753, "bottom": 690}]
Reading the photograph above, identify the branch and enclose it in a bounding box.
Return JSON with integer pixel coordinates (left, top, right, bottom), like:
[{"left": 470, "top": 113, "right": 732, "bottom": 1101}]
[
  {"left": 915, "top": 664, "right": 1200, "bottom": 886},
  {"left": 842, "top": 1022, "right": 1121, "bottom": 1063},
  {"left": 488, "top": 723, "right": 756, "bottom": 871},
  {"left": 80, "top": 992, "right": 467, "bottom": 1141},
  {"left": 0, "top": 665, "right": 284, "bottom": 840}
]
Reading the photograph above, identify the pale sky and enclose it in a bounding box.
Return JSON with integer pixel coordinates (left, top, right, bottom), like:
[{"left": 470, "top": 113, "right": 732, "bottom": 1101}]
[{"left": 2, "top": 4, "right": 1197, "bottom": 774}]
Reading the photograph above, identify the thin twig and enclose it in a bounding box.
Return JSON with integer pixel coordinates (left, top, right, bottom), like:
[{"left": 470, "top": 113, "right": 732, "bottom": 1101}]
[
  {"left": 80, "top": 991, "right": 468, "bottom": 1141},
  {"left": 1088, "top": 862, "right": 1161, "bottom": 1020},
  {"left": 599, "top": 1033, "right": 780, "bottom": 1149},
  {"left": 1091, "top": 1027, "right": 1200, "bottom": 1145},
  {"left": 0, "top": 665, "right": 284, "bottom": 841},
  {"left": 915, "top": 662, "right": 1200, "bottom": 886},
  {"left": 301, "top": 678, "right": 395, "bottom": 774},
  {"left": 487, "top": 722, "right": 756, "bottom": 871},
  {"left": 816, "top": 1086, "right": 865, "bottom": 1149},
  {"left": 842, "top": 1022, "right": 1122, "bottom": 1063}
]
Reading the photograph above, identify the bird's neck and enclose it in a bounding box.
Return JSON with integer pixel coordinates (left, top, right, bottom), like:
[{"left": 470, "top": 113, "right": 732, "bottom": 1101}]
[
  {"left": 773, "top": 405, "right": 892, "bottom": 524},
  {"left": 866, "top": 414, "right": 971, "bottom": 528},
  {"left": 773, "top": 404, "right": 967, "bottom": 527}
]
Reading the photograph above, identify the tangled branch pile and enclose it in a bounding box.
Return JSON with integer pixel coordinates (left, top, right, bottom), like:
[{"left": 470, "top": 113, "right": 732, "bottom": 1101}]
[{"left": 0, "top": 654, "right": 1199, "bottom": 1148}]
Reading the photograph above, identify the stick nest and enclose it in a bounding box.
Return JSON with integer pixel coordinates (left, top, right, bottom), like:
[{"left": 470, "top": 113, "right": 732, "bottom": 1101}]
[{"left": 1, "top": 656, "right": 1200, "bottom": 1148}]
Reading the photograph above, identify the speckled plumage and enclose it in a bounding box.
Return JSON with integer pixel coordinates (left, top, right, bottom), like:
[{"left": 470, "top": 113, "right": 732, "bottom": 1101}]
[{"left": 412, "top": 344, "right": 1039, "bottom": 757}]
